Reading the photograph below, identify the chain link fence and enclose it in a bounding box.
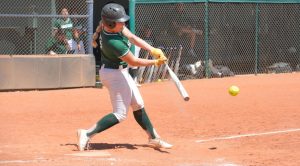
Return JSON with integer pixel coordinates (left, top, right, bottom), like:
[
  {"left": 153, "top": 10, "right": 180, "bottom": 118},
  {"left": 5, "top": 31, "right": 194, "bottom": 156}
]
[
  {"left": 133, "top": 1, "right": 300, "bottom": 82},
  {"left": 2, "top": 1, "right": 300, "bottom": 86},
  {"left": 135, "top": 3, "right": 206, "bottom": 81},
  {"left": 0, "top": 0, "right": 92, "bottom": 55},
  {"left": 259, "top": 3, "right": 300, "bottom": 74}
]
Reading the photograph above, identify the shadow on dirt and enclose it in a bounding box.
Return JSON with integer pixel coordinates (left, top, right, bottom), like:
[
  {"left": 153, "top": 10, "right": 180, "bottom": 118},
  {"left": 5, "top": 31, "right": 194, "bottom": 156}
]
[
  {"left": 90, "top": 143, "right": 169, "bottom": 153},
  {"left": 62, "top": 143, "right": 169, "bottom": 153}
]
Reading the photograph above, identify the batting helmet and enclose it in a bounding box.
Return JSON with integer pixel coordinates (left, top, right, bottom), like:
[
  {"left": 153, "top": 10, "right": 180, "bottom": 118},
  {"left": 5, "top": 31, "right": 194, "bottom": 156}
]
[{"left": 101, "top": 3, "right": 130, "bottom": 23}]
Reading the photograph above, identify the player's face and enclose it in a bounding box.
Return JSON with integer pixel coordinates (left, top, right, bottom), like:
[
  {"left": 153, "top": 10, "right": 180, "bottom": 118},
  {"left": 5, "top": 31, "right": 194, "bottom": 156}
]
[
  {"left": 114, "top": 22, "right": 125, "bottom": 32},
  {"left": 61, "top": 8, "right": 69, "bottom": 19}
]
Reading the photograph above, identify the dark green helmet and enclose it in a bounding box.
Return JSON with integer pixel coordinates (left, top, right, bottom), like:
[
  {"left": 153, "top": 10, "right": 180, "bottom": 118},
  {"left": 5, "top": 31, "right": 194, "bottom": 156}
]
[{"left": 101, "top": 3, "right": 130, "bottom": 22}]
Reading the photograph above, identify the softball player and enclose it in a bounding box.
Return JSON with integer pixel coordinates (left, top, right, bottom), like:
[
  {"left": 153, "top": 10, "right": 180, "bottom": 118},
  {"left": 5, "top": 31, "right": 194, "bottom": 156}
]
[
  {"left": 52, "top": 8, "right": 83, "bottom": 53},
  {"left": 77, "top": 3, "right": 172, "bottom": 151}
]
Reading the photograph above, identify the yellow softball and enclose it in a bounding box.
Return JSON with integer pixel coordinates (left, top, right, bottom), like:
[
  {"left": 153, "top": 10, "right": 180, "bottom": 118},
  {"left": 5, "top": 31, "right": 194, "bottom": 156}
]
[{"left": 228, "top": 85, "right": 240, "bottom": 96}]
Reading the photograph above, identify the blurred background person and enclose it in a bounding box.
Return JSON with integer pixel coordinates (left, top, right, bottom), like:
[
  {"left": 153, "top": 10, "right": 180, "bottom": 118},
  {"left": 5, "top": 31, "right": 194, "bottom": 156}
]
[
  {"left": 45, "top": 29, "right": 69, "bottom": 54},
  {"left": 52, "top": 8, "right": 83, "bottom": 54}
]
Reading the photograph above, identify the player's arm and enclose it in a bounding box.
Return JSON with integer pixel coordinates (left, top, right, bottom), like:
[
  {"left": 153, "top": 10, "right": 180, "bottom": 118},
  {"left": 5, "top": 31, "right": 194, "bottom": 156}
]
[
  {"left": 52, "top": 20, "right": 60, "bottom": 36},
  {"left": 122, "top": 26, "right": 154, "bottom": 52},
  {"left": 122, "top": 26, "right": 166, "bottom": 60},
  {"left": 120, "top": 50, "right": 165, "bottom": 67}
]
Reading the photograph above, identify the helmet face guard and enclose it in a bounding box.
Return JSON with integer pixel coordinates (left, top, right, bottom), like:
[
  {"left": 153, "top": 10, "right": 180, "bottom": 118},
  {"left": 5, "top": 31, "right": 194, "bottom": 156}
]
[{"left": 101, "top": 3, "right": 130, "bottom": 23}]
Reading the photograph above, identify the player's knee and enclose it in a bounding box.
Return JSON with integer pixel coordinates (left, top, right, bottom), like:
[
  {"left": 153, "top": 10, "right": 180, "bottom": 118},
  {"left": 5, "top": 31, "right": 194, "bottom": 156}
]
[
  {"left": 131, "top": 103, "right": 144, "bottom": 111},
  {"left": 113, "top": 112, "right": 127, "bottom": 122}
]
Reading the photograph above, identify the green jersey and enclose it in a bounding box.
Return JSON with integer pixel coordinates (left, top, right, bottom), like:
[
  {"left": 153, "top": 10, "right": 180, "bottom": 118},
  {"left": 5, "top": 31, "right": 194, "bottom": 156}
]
[
  {"left": 53, "top": 18, "right": 73, "bottom": 40},
  {"left": 100, "top": 30, "right": 131, "bottom": 66},
  {"left": 45, "top": 37, "right": 67, "bottom": 54}
]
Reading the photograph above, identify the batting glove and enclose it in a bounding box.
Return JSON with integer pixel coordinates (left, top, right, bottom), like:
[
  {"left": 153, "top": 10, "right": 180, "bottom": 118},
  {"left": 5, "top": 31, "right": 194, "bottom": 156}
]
[
  {"left": 154, "top": 57, "right": 167, "bottom": 66},
  {"left": 150, "top": 48, "right": 166, "bottom": 60}
]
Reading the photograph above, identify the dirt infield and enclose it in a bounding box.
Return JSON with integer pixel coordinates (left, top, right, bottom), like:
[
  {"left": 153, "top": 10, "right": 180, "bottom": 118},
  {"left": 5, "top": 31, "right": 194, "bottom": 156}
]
[{"left": 1, "top": 73, "right": 300, "bottom": 166}]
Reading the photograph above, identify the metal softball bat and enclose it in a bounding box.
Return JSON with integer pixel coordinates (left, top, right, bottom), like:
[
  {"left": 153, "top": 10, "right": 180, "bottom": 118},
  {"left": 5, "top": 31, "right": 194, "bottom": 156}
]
[{"left": 165, "top": 64, "right": 190, "bottom": 101}]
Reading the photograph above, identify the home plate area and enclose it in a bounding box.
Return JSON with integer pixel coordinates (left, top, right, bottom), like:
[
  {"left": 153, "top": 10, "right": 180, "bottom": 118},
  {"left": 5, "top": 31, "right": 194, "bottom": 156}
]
[{"left": 65, "top": 151, "right": 111, "bottom": 157}]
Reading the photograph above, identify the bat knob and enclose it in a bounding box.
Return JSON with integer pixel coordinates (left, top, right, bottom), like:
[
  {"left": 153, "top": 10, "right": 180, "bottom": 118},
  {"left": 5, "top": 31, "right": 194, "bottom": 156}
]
[{"left": 184, "top": 97, "right": 190, "bottom": 101}]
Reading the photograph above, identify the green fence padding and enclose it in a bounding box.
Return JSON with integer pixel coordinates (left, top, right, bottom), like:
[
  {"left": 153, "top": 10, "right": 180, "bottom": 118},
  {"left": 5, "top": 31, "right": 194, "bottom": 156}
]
[
  {"left": 136, "top": 0, "right": 300, "bottom": 3},
  {"left": 209, "top": 0, "right": 300, "bottom": 3},
  {"left": 135, "top": 0, "right": 205, "bottom": 4}
]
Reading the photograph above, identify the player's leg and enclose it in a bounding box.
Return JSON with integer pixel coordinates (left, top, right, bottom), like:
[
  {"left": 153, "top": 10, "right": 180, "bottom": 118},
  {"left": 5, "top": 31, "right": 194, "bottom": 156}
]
[
  {"left": 77, "top": 68, "right": 131, "bottom": 151},
  {"left": 77, "top": 112, "right": 119, "bottom": 151},
  {"left": 129, "top": 73, "right": 172, "bottom": 148},
  {"left": 133, "top": 108, "right": 156, "bottom": 139},
  {"left": 132, "top": 108, "right": 172, "bottom": 149},
  {"left": 129, "top": 67, "right": 141, "bottom": 87},
  {"left": 128, "top": 73, "right": 156, "bottom": 139}
]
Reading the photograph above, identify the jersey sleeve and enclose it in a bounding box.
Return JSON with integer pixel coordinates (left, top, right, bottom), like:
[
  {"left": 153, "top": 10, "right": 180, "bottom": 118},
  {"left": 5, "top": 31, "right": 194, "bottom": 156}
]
[
  {"left": 109, "top": 39, "right": 130, "bottom": 58},
  {"left": 52, "top": 19, "right": 60, "bottom": 29}
]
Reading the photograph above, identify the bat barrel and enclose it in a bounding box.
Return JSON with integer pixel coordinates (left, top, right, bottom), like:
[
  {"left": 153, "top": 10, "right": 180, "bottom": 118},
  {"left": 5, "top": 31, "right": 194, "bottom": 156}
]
[{"left": 166, "top": 64, "right": 190, "bottom": 102}]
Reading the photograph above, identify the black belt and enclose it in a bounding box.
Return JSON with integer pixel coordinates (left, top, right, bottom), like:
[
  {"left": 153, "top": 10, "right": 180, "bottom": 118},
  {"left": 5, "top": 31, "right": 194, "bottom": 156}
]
[{"left": 102, "top": 63, "right": 128, "bottom": 69}]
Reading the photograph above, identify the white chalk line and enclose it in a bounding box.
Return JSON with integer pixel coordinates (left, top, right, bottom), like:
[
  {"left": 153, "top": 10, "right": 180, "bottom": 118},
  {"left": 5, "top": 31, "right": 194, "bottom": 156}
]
[
  {"left": 0, "top": 159, "right": 46, "bottom": 164},
  {"left": 196, "top": 128, "right": 300, "bottom": 143}
]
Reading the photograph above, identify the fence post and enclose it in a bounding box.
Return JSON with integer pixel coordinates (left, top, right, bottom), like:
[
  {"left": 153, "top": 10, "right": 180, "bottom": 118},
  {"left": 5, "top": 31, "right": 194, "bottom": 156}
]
[
  {"left": 129, "top": 0, "right": 136, "bottom": 54},
  {"left": 255, "top": 3, "right": 260, "bottom": 75},
  {"left": 204, "top": 0, "right": 210, "bottom": 78},
  {"left": 87, "top": 0, "right": 94, "bottom": 54}
]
